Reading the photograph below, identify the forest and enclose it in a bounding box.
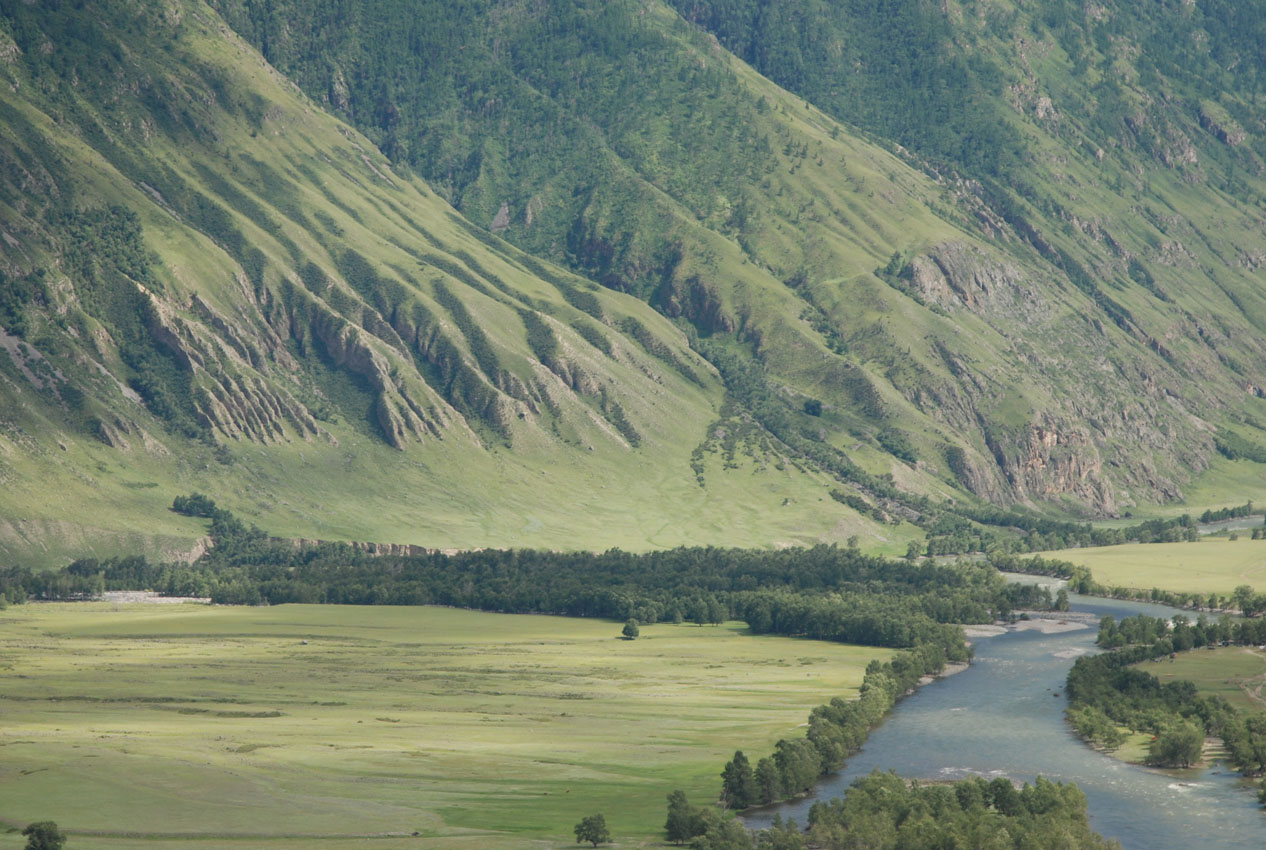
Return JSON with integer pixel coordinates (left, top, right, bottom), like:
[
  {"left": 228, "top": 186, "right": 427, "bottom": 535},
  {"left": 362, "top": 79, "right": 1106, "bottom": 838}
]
[{"left": 1, "top": 496, "right": 1055, "bottom": 653}]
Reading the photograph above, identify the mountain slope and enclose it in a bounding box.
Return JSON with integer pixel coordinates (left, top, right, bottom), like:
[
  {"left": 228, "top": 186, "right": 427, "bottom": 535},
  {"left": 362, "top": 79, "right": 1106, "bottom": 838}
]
[
  {"left": 0, "top": 0, "right": 904, "bottom": 565},
  {"left": 212, "top": 0, "right": 1266, "bottom": 514},
  {"left": 4, "top": 0, "right": 1266, "bottom": 565}
]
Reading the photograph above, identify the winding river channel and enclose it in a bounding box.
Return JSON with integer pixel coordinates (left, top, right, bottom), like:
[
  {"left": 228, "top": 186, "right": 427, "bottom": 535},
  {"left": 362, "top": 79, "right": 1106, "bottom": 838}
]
[{"left": 745, "top": 589, "right": 1263, "bottom": 848}]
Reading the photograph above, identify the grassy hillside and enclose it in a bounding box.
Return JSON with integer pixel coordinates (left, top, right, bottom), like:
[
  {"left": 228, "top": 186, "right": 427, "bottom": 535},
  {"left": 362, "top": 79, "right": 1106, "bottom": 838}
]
[
  {"left": 0, "top": 0, "right": 919, "bottom": 563},
  {"left": 0, "top": 602, "right": 887, "bottom": 848},
  {"left": 4, "top": 0, "right": 1266, "bottom": 561},
  {"left": 213, "top": 0, "right": 1266, "bottom": 519}
]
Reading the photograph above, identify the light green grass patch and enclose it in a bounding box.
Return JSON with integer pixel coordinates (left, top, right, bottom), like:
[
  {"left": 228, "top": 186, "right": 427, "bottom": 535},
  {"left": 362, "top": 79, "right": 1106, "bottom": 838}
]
[
  {"left": 1149, "top": 458, "right": 1266, "bottom": 520},
  {"left": 0, "top": 603, "right": 887, "bottom": 849},
  {"left": 1112, "top": 730, "right": 1153, "bottom": 765},
  {"left": 1135, "top": 646, "right": 1266, "bottom": 714},
  {"left": 1038, "top": 538, "right": 1266, "bottom": 596}
]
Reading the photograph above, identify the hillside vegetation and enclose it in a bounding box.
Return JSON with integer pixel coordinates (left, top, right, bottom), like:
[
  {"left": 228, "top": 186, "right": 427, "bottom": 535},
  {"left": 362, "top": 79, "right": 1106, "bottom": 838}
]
[
  {"left": 0, "top": 0, "right": 897, "bottom": 561},
  {"left": 3, "top": 0, "right": 1266, "bottom": 559}
]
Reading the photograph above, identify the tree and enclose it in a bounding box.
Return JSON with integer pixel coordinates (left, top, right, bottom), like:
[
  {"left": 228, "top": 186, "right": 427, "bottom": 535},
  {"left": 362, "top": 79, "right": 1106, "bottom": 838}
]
[
  {"left": 757, "top": 814, "right": 804, "bottom": 850},
  {"left": 721, "top": 750, "right": 757, "bottom": 809},
  {"left": 622, "top": 618, "right": 640, "bottom": 639},
  {"left": 666, "top": 790, "right": 714, "bottom": 844},
  {"left": 574, "top": 813, "right": 610, "bottom": 847},
  {"left": 692, "top": 817, "right": 754, "bottom": 850},
  {"left": 1147, "top": 720, "right": 1204, "bottom": 768},
  {"left": 665, "top": 790, "right": 694, "bottom": 843},
  {"left": 754, "top": 756, "right": 781, "bottom": 804},
  {"left": 1233, "top": 584, "right": 1256, "bottom": 614},
  {"left": 22, "top": 822, "right": 65, "bottom": 850}
]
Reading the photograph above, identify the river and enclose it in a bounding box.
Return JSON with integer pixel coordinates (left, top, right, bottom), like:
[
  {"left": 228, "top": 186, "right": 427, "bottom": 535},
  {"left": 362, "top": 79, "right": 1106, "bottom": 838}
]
[{"left": 745, "top": 590, "right": 1263, "bottom": 847}]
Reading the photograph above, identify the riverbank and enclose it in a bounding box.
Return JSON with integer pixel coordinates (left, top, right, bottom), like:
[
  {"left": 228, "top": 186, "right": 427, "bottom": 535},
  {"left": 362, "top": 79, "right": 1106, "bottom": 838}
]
[
  {"left": 918, "top": 660, "right": 969, "bottom": 687},
  {"left": 747, "top": 594, "right": 1266, "bottom": 850}
]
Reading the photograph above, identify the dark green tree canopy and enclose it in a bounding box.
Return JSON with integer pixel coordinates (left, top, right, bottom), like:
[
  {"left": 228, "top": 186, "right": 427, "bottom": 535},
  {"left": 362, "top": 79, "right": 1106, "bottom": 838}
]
[
  {"left": 574, "top": 813, "right": 610, "bottom": 847},
  {"left": 22, "top": 822, "right": 66, "bottom": 850}
]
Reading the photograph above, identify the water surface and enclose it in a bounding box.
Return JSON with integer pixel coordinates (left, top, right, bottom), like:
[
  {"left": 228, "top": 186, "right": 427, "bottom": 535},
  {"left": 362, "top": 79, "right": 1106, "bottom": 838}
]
[{"left": 746, "top": 593, "right": 1263, "bottom": 848}]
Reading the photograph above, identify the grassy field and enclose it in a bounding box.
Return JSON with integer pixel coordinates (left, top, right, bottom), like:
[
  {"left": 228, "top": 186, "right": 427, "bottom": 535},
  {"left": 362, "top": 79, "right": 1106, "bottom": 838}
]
[
  {"left": 1038, "top": 538, "right": 1266, "bottom": 597},
  {"left": 0, "top": 603, "right": 888, "bottom": 849},
  {"left": 1136, "top": 646, "right": 1266, "bottom": 715}
]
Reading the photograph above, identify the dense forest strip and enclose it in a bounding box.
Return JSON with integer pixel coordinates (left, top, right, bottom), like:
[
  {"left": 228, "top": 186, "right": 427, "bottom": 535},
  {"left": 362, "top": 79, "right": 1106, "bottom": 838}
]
[
  {"left": 667, "top": 772, "right": 1120, "bottom": 850},
  {"left": 920, "top": 510, "right": 1199, "bottom": 558},
  {"left": 1065, "top": 614, "right": 1266, "bottom": 806},
  {"left": 0, "top": 497, "right": 1059, "bottom": 649}
]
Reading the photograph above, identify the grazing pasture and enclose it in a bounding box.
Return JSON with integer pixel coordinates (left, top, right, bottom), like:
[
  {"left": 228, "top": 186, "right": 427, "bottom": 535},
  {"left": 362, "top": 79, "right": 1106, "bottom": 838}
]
[
  {"left": 1136, "top": 645, "right": 1266, "bottom": 714},
  {"left": 1039, "top": 538, "right": 1266, "bottom": 596},
  {"left": 0, "top": 603, "right": 885, "bottom": 849}
]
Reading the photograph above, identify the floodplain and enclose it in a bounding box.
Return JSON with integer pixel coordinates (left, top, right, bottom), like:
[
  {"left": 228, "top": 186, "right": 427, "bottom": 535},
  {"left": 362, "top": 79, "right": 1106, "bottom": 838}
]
[
  {"left": 0, "top": 602, "right": 886, "bottom": 849},
  {"left": 1039, "top": 537, "right": 1266, "bottom": 596}
]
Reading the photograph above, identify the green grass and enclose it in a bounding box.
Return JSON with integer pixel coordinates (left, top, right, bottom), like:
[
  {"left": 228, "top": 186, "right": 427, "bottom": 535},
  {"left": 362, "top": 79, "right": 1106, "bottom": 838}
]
[
  {"left": 1136, "top": 646, "right": 1266, "bottom": 714},
  {"left": 1038, "top": 538, "right": 1266, "bottom": 596},
  {"left": 1110, "top": 730, "right": 1154, "bottom": 765},
  {"left": 1167, "top": 458, "right": 1266, "bottom": 520},
  {"left": 0, "top": 603, "right": 888, "bottom": 849}
]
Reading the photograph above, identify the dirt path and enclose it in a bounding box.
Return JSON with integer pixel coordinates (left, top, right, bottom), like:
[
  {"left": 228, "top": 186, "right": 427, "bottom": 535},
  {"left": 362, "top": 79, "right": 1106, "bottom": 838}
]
[{"left": 1238, "top": 647, "right": 1266, "bottom": 708}]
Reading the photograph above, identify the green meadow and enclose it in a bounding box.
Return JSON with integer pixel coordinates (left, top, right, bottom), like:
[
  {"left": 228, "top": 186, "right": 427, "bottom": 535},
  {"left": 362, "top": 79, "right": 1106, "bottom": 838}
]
[
  {"left": 0, "top": 603, "right": 886, "bottom": 849},
  {"left": 1136, "top": 646, "right": 1266, "bottom": 715},
  {"left": 1039, "top": 538, "right": 1266, "bottom": 597}
]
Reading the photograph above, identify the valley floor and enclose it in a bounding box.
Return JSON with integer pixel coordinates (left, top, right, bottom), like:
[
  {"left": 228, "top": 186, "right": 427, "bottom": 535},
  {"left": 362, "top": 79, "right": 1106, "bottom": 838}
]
[{"left": 0, "top": 603, "right": 886, "bottom": 849}]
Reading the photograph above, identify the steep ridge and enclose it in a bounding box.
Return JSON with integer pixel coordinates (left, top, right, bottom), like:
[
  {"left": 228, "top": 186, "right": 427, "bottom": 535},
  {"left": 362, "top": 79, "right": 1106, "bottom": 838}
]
[
  {"left": 210, "top": 0, "right": 1266, "bottom": 517},
  {"left": 0, "top": 0, "right": 889, "bottom": 564}
]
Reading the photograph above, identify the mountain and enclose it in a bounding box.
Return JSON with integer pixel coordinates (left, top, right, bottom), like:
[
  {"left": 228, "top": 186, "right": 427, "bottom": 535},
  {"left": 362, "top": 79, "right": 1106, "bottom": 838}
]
[
  {"left": 211, "top": 0, "right": 1266, "bottom": 514},
  {"left": 1, "top": 0, "right": 1265, "bottom": 564}
]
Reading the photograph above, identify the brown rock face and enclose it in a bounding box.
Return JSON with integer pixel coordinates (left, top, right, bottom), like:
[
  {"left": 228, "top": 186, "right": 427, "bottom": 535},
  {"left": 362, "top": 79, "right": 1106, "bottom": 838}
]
[
  {"left": 908, "top": 242, "right": 1040, "bottom": 320},
  {"left": 1011, "top": 419, "right": 1114, "bottom": 511}
]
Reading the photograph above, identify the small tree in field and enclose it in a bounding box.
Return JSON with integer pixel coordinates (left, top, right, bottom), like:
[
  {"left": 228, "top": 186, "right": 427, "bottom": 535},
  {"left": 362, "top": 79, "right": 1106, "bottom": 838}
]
[
  {"left": 23, "top": 822, "right": 66, "bottom": 850},
  {"left": 622, "top": 619, "right": 640, "bottom": 639},
  {"left": 574, "top": 813, "right": 610, "bottom": 847}
]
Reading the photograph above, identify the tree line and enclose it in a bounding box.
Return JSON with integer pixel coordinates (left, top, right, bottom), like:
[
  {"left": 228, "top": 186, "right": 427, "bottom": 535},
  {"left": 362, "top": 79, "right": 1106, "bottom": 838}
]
[
  {"left": 717, "top": 638, "right": 964, "bottom": 812},
  {"left": 923, "top": 511, "right": 1199, "bottom": 558},
  {"left": 0, "top": 495, "right": 1064, "bottom": 653},
  {"left": 1199, "top": 501, "right": 1256, "bottom": 524},
  {"left": 664, "top": 771, "right": 1119, "bottom": 850}
]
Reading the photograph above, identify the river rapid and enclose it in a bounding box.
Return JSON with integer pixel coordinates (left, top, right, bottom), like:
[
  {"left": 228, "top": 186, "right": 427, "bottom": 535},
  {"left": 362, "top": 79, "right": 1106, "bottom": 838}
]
[{"left": 745, "top": 590, "right": 1263, "bottom": 848}]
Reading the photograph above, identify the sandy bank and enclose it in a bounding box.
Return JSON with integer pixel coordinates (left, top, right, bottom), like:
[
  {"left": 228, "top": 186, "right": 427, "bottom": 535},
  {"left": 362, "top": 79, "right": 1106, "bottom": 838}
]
[
  {"left": 1013, "top": 618, "right": 1091, "bottom": 634},
  {"left": 964, "top": 624, "right": 1009, "bottom": 638},
  {"left": 919, "top": 661, "right": 970, "bottom": 686},
  {"left": 100, "top": 591, "right": 210, "bottom": 604}
]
